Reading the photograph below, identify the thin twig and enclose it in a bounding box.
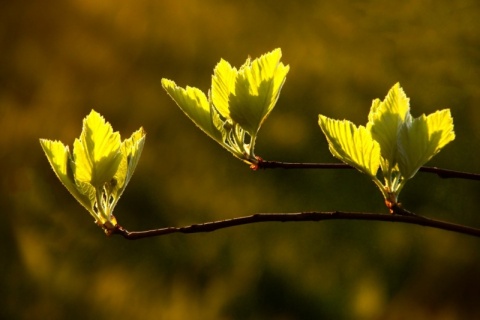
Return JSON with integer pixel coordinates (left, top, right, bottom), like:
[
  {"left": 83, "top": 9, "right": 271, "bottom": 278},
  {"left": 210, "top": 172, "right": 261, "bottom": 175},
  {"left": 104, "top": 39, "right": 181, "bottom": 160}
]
[
  {"left": 255, "top": 160, "right": 480, "bottom": 181},
  {"left": 111, "top": 211, "right": 480, "bottom": 240},
  {"left": 417, "top": 166, "right": 480, "bottom": 180}
]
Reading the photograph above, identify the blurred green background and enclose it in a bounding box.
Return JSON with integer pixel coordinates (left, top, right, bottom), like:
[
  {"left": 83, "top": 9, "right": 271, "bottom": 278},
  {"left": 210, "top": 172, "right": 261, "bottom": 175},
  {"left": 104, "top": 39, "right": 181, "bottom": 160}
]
[{"left": 2, "top": 0, "right": 480, "bottom": 319}]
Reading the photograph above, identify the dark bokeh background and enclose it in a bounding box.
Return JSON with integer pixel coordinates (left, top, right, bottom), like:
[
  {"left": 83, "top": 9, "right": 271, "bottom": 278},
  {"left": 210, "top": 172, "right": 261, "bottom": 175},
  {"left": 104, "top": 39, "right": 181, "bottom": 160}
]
[{"left": 2, "top": 0, "right": 480, "bottom": 319}]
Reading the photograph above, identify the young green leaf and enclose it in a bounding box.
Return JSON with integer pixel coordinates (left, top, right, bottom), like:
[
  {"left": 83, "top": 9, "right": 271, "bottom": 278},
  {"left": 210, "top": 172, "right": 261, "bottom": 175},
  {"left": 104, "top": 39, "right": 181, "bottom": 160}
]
[
  {"left": 367, "top": 83, "right": 410, "bottom": 172},
  {"left": 39, "top": 139, "right": 94, "bottom": 213},
  {"left": 110, "top": 127, "right": 146, "bottom": 208},
  {"left": 211, "top": 59, "right": 237, "bottom": 119},
  {"left": 398, "top": 109, "right": 455, "bottom": 179},
  {"left": 73, "top": 111, "right": 122, "bottom": 187},
  {"left": 319, "top": 115, "right": 381, "bottom": 178},
  {"left": 162, "top": 78, "right": 247, "bottom": 161},
  {"left": 162, "top": 79, "right": 222, "bottom": 143},
  {"left": 212, "top": 48, "right": 290, "bottom": 136}
]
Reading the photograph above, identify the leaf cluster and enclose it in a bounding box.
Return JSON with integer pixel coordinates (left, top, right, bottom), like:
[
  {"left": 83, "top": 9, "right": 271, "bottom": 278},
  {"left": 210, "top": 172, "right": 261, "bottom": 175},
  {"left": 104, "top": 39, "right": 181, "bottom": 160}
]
[
  {"left": 162, "top": 49, "right": 289, "bottom": 165},
  {"left": 40, "top": 110, "right": 145, "bottom": 232},
  {"left": 319, "top": 83, "right": 455, "bottom": 207}
]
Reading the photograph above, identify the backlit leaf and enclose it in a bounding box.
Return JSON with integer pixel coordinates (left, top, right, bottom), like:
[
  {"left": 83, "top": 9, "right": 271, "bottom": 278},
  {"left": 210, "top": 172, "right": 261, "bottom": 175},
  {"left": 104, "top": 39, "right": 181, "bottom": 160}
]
[
  {"left": 162, "top": 79, "right": 222, "bottom": 142},
  {"left": 111, "top": 127, "right": 146, "bottom": 205},
  {"left": 39, "top": 139, "right": 94, "bottom": 213},
  {"left": 319, "top": 115, "right": 381, "bottom": 177},
  {"left": 219, "top": 48, "right": 290, "bottom": 136},
  {"left": 398, "top": 109, "right": 455, "bottom": 179},
  {"left": 367, "top": 83, "right": 410, "bottom": 172},
  {"left": 211, "top": 59, "right": 237, "bottom": 119},
  {"left": 73, "top": 110, "right": 122, "bottom": 187}
]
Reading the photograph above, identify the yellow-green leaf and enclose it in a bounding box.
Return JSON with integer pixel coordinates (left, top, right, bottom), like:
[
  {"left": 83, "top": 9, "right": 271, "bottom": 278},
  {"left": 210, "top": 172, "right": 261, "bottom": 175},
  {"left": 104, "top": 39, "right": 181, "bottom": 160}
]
[
  {"left": 218, "top": 49, "right": 289, "bottom": 136},
  {"left": 398, "top": 109, "right": 455, "bottom": 179},
  {"left": 73, "top": 110, "right": 122, "bottom": 187},
  {"left": 367, "top": 83, "right": 410, "bottom": 172},
  {"left": 111, "top": 127, "right": 146, "bottom": 205},
  {"left": 426, "top": 109, "right": 455, "bottom": 151},
  {"left": 211, "top": 59, "right": 237, "bottom": 119},
  {"left": 39, "top": 139, "right": 94, "bottom": 213},
  {"left": 162, "top": 78, "right": 222, "bottom": 142},
  {"left": 212, "top": 48, "right": 290, "bottom": 136},
  {"left": 319, "top": 115, "right": 381, "bottom": 177}
]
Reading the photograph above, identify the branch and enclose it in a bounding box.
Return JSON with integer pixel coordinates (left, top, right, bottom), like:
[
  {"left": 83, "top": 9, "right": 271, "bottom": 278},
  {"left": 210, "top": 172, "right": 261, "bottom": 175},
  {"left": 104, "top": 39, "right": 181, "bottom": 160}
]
[
  {"left": 111, "top": 210, "right": 480, "bottom": 240},
  {"left": 255, "top": 160, "right": 480, "bottom": 181}
]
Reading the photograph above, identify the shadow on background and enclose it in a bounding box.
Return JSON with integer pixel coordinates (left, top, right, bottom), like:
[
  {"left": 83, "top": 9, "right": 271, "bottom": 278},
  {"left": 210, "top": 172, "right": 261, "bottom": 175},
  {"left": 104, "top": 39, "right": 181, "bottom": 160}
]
[{"left": 1, "top": 0, "right": 480, "bottom": 319}]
